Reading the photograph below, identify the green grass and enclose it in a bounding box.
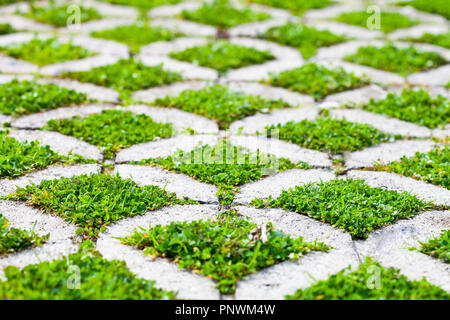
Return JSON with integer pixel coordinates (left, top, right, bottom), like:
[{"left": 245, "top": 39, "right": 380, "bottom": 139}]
[
  {"left": 98, "top": 0, "right": 182, "bottom": 11},
  {"left": 138, "top": 140, "right": 311, "bottom": 205},
  {"left": 91, "top": 23, "right": 183, "bottom": 54},
  {"left": 264, "top": 117, "right": 397, "bottom": 154},
  {"left": 62, "top": 59, "right": 182, "bottom": 99},
  {"left": 261, "top": 23, "right": 347, "bottom": 59},
  {"left": 361, "top": 89, "right": 450, "bottom": 129},
  {"left": 251, "top": 179, "right": 430, "bottom": 239},
  {"left": 0, "top": 23, "right": 15, "bottom": 35},
  {"left": 374, "top": 146, "right": 449, "bottom": 190},
  {"left": 446, "top": 81, "right": 450, "bottom": 89},
  {"left": 4, "top": 173, "right": 196, "bottom": 239},
  {"left": 404, "top": 32, "right": 450, "bottom": 49},
  {"left": 0, "top": 132, "right": 88, "bottom": 178},
  {"left": 180, "top": 0, "right": 270, "bottom": 29},
  {"left": 397, "top": 0, "right": 450, "bottom": 20},
  {"left": 416, "top": 230, "right": 449, "bottom": 263},
  {"left": 21, "top": 4, "right": 102, "bottom": 27},
  {"left": 334, "top": 11, "right": 419, "bottom": 33},
  {"left": 0, "top": 241, "right": 176, "bottom": 299},
  {"left": 344, "top": 45, "right": 447, "bottom": 76},
  {"left": 0, "top": 213, "right": 48, "bottom": 257},
  {"left": 121, "top": 210, "right": 329, "bottom": 294},
  {"left": 153, "top": 85, "right": 291, "bottom": 129},
  {"left": 0, "top": 38, "right": 95, "bottom": 66},
  {"left": 0, "top": 79, "right": 89, "bottom": 117},
  {"left": 286, "top": 257, "right": 449, "bottom": 299},
  {"left": 245, "top": 0, "right": 335, "bottom": 14},
  {"left": 44, "top": 109, "right": 173, "bottom": 159},
  {"left": 264, "top": 63, "right": 369, "bottom": 100},
  {"left": 169, "top": 41, "right": 274, "bottom": 74}
]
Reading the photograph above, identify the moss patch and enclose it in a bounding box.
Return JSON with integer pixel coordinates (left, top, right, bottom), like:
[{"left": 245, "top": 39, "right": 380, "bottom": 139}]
[
  {"left": 0, "top": 23, "right": 15, "bottom": 35},
  {"left": 361, "top": 89, "right": 450, "bottom": 129},
  {"left": 138, "top": 140, "right": 310, "bottom": 205},
  {"left": 416, "top": 230, "right": 449, "bottom": 263},
  {"left": 0, "top": 241, "right": 176, "bottom": 299},
  {"left": 286, "top": 257, "right": 449, "bottom": 299},
  {"left": 251, "top": 179, "right": 429, "bottom": 239},
  {"left": 99, "top": 0, "right": 182, "bottom": 11},
  {"left": 0, "top": 213, "right": 48, "bottom": 257},
  {"left": 169, "top": 41, "right": 274, "bottom": 74},
  {"left": 397, "top": 0, "right": 450, "bottom": 20},
  {"left": 264, "top": 63, "right": 369, "bottom": 100},
  {"left": 264, "top": 117, "right": 397, "bottom": 154},
  {"left": 334, "top": 11, "right": 419, "bottom": 33},
  {"left": 121, "top": 210, "right": 329, "bottom": 294},
  {"left": 0, "top": 79, "right": 89, "bottom": 117},
  {"left": 374, "top": 146, "right": 449, "bottom": 190},
  {"left": 0, "top": 132, "right": 88, "bottom": 178},
  {"left": 4, "top": 173, "right": 195, "bottom": 239},
  {"left": 153, "top": 84, "right": 291, "bottom": 129},
  {"left": 180, "top": 0, "right": 270, "bottom": 29},
  {"left": 261, "top": 23, "right": 347, "bottom": 59},
  {"left": 44, "top": 109, "right": 173, "bottom": 159},
  {"left": 62, "top": 59, "right": 182, "bottom": 100},
  {"left": 21, "top": 4, "right": 102, "bottom": 27},
  {"left": 404, "top": 32, "right": 450, "bottom": 49},
  {"left": 91, "top": 23, "right": 183, "bottom": 54},
  {"left": 246, "top": 0, "right": 335, "bottom": 14},
  {"left": 344, "top": 45, "right": 447, "bottom": 76},
  {"left": 0, "top": 38, "right": 94, "bottom": 66}
]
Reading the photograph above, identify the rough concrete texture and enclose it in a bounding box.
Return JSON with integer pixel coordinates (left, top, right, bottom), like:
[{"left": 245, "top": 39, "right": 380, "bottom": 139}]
[
  {"left": 114, "top": 164, "right": 218, "bottom": 203},
  {"left": 234, "top": 169, "right": 335, "bottom": 204},
  {"left": 116, "top": 134, "right": 219, "bottom": 163},
  {"left": 346, "top": 170, "right": 450, "bottom": 207},
  {"left": 8, "top": 129, "right": 103, "bottom": 160},
  {"left": 0, "top": 164, "right": 101, "bottom": 196},
  {"left": 345, "top": 140, "right": 437, "bottom": 169}
]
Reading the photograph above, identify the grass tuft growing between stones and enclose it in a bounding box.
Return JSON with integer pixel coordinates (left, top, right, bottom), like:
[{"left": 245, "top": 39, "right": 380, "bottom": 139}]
[
  {"left": 169, "top": 41, "right": 274, "bottom": 74},
  {"left": 44, "top": 109, "right": 173, "bottom": 159},
  {"left": 261, "top": 23, "right": 347, "bottom": 59},
  {"left": 21, "top": 4, "right": 102, "bottom": 27},
  {"left": 251, "top": 179, "right": 430, "bottom": 239},
  {"left": 374, "top": 146, "right": 449, "bottom": 189},
  {"left": 404, "top": 32, "right": 450, "bottom": 49},
  {"left": 120, "top": 210, "right": 329, "bottom": 294},
  {"left": 138, "top": 140, "right": 311, "bottom": 205},
  {"left": 416, "top": 230, "right": 449, "bottom": 263},
  {"left": 99, "top": 0, "right": 182, "bottom": 11},
  {"left": 0, "top": 79, "right": 89, "bottom": 117},
  {"left": 286, "top": 257, "right": 449, "bottom": 299},
  {"left": 91, "top": 23, "right": 183, "bottom": 54},
  {"left": 0, "top": 241, "right": 176, "bottom": 299},
  {"left": 153, "top": 85, "right": 291, "bottom": 129},
  {"left": 264, "top": 117, "right": 397, "bottom": 154},
  {"left": 397, "top": 0, "right": 450, "bottom": 20},
  {"left": 344, "top": 45, "right": 447, "bottom": 76},
  {"left": 245, "top": 0, "right": 335, "bottom": 14},
  {"left": 361, "top": 89, "right": 450, "bottom": 129},
  {"left": 0, "top": 213, "right": 48, "bottom": 257},
  {"left": 0, "top": 38, "right": 95, "bottom": 66},
  {"left": 0, "top": 132, "right": 89, "bottom": 178},
  {"left": 62, "top": 59, "right": 182, "bottom": 100},
  {"left": 180, "top": 0, "right": 270, "bottom": 29},
  {"left": 264, "top": 63, "right": 369, "bottom": 100},
  {"left": 334, "top": 11, "right": 419, "bottom": 33},
  {"left": 0, "top": 23, "right": 15, "bottom": 35},
  {"left": 4, "top": 173, "right": 196, "bottom": 239}
]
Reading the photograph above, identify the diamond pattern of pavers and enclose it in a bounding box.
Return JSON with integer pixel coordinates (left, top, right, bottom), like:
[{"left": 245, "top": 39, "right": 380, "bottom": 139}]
[{"left": 0, "top": 0, "right": 449, "bottom": 300}]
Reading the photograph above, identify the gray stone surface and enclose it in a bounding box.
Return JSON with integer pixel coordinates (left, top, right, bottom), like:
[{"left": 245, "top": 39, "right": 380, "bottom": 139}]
[{"left": 115, "top": 165, "right": 218, "bottom": 203}]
